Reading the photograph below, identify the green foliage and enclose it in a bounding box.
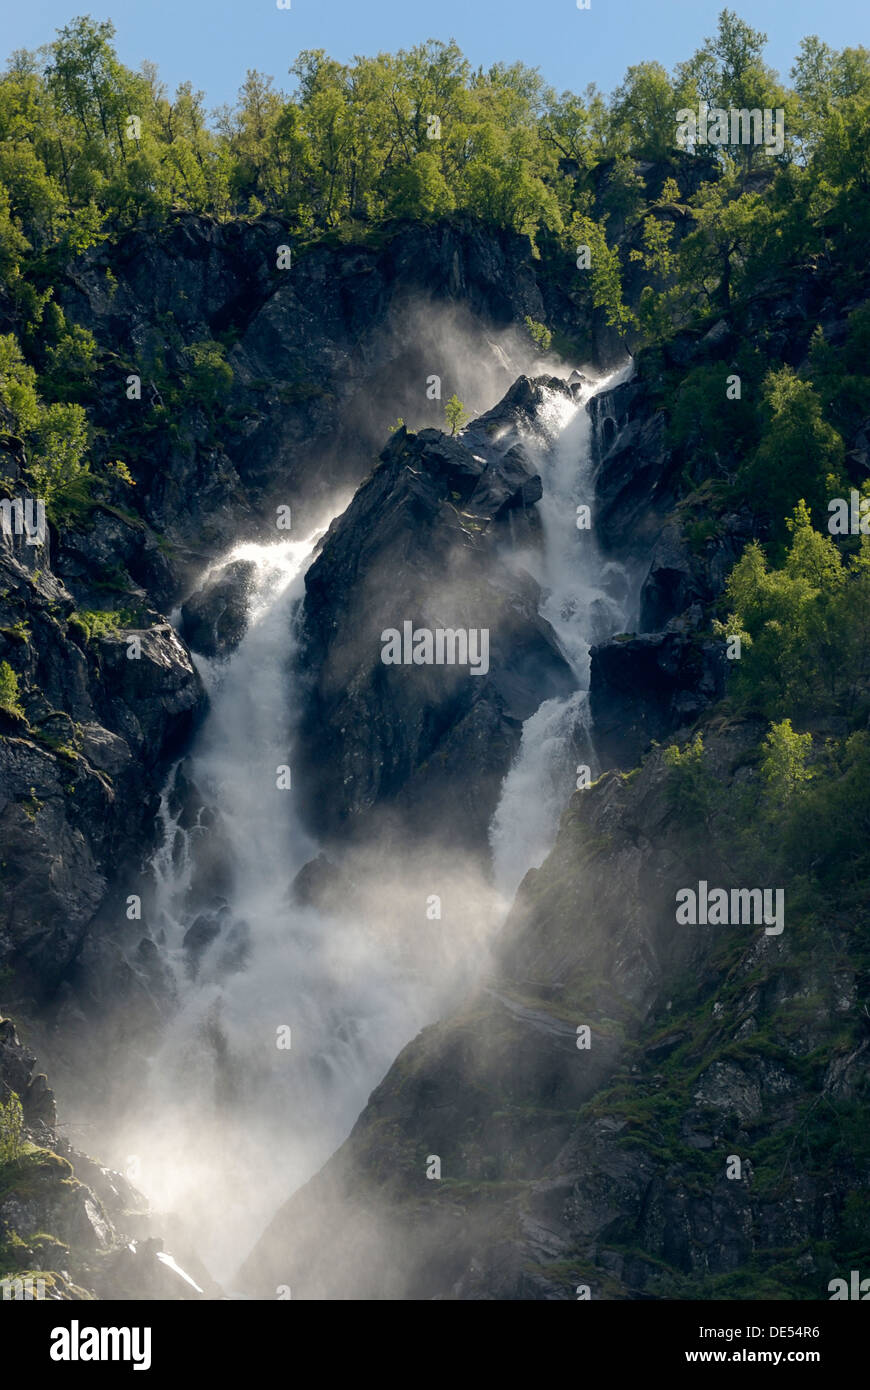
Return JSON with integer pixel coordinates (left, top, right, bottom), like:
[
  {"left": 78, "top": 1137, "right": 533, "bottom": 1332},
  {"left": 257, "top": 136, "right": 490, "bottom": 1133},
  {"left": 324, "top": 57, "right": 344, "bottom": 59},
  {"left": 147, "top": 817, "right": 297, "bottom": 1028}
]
[
  {"left": 783, "top": 731, "right": 870, "bottom": 891},
  {"left": 0, "top": 18, "right": 864, "bottom": 352},
  {"left": 677, "top": 172, "right": 777, "bottom": 316},
  {"left": 183, "top": 339, "right": 234, "bottom": 408},
  {"left": 610, "top": 62, "right": 682, "bottom": 161},
  {"left": 0, "top": 661, "right": 24, "bottom": 717},
  {"left": 721, "top": 501, "right": 870, "bottom": 720},
  {"left": 570, "top": 212, "right": 635, "bottom": 335},
  {"left": 809, "top": 306, "right": 870, "bottom": 443},
  {"left": 674, "top": 8, "right": 788, "bottom": 171},
  {"left": 662, "top": 732, "right": 716, "bottom": 827},
  {"left": 0, "top": 334, "right": 39, "bottom": 435},
  {"left": 105, "top": 458, "right": 134, "bottom": 488},
  {"left": 26, "top": 401, "right": 92, "bottom": 520},
  {"left": 387, "top": 152, "right": 455, "bottom": 220},
  {"left": 444, "top": 393, "right": 469, "bottom": 435},
  {"left": 735, "top": 369, "right": 845, "bottom": 537},
  {"left": 0, "top": 1092, "right": 24, "bottom": 1165},
  {"left": 68, "top": 608, "right": 137, "bottom": 642},
  {"left": 668, "top": 358, "right": 759, "bottom": 479},
  {"left": 524, "top": 317, "right": 552, "bottom": 353},
  {"left": 42, "top": 323, "right": 98, "bottom": 402},
  {"left": 760, "top": 718, "right": 814, "bottom": 804}
]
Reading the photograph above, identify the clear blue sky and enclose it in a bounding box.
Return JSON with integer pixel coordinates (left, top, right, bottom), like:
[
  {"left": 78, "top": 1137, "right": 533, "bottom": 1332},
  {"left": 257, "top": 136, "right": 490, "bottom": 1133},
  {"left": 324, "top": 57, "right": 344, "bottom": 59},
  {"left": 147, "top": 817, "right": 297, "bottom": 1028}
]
[{"left": 3, "top": 1, "right": 868, "bottom": 111}]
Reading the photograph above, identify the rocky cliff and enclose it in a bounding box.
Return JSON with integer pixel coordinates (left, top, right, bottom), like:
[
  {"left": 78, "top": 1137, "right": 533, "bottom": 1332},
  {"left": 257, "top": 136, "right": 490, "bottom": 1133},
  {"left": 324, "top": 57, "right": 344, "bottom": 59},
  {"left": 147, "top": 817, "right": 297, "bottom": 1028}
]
[
  {"left": 0, "top": 214, "right": 596, "bottom": 1010},
  {"left": 296, "top": 376, "right": 577, "bottom": 857},
  {"left": 2, "top": 201, "right": 868, "bottom": 1302},
  {"left": 241, "top": 716, "right": 869, "bottom": 1299}
]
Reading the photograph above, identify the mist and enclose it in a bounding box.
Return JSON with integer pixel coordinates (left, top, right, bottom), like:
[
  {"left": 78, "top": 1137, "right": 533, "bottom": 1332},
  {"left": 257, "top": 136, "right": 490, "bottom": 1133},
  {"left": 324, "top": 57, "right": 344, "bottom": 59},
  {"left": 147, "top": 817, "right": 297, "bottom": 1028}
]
[{"left": 47, "top": 315, "right": 633, "bottom": 1294}]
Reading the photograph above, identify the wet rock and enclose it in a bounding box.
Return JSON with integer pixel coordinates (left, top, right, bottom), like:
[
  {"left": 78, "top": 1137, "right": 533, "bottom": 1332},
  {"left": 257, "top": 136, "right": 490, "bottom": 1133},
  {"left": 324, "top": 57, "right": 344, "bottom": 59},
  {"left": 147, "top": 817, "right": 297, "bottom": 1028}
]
[
  {"left": 590, "top": 630, "right": 726, "bottom": 769},
  {"left": 181, "top": 559, "right": 255, "bottom": 657},
  {"left": 297, "top": 378, "right": 576, "bottom": 857}
]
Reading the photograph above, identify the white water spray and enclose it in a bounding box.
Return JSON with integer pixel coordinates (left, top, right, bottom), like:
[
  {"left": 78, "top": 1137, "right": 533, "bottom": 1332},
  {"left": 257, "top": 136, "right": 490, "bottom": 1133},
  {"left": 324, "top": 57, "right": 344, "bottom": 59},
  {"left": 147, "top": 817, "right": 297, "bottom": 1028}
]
[
  {"left": 112, "top": 530, "right": 495, "bottom": 1287},
  {"left": 95, "top": 364, "right": 633, "bottom": 1287},
  {"left": 490, "top": 366, "right": 636, "bottom": 898}
]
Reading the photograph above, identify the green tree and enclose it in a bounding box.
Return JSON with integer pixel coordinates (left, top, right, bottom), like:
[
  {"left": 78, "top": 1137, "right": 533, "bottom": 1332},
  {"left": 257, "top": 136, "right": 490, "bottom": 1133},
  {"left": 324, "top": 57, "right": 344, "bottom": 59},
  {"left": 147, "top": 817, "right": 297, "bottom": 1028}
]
[
  {"left": 760, "top": 718, "right": 813, "bottom": 804},
  {"left": 444, "top": 394, "right": 469, "bottom": 435},
  {"left": 0, "top": 662, "right": 24, "bottom": 719},
  {"left": 524, "top": 317, "right": 552, "bottom": 353},
  {"left": 26, "top": 401, "right": 92, "bottom": 517},
  {"left": 736, "top": 369, "right": 844, "bottom": 534},
  {"left": 675, "top": 8, "right": 787, "bottom": 171},
  {"left": 0, "top": 333, "right": 39, "bottom": 434},
  {"left": 184, "top": 340, "right": 234, "bottom": 409},
  {"left": 0, "top": 1091, "right": 24, "bottom": 1163},
  {"left": 387, "top": 151, "right": 454, "bottom": 219},
  {"left": 569, "top": 212, "right": 635, "bottom": 337},
  {"left": 610, "top": 62, "right": 679, "bottom": 160}
]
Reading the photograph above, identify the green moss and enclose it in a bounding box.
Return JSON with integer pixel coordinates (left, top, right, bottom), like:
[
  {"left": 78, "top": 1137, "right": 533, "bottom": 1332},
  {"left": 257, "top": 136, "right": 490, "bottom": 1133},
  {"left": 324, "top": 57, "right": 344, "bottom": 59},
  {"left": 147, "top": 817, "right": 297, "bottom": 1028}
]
[{"left": 0, "top": 661, "right": 24, "bottom": 718}]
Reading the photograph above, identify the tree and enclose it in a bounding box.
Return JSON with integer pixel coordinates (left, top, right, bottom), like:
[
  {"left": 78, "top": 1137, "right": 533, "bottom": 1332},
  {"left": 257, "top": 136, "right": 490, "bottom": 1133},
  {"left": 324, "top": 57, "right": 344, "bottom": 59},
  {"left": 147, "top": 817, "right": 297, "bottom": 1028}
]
[
  {"left": 736, "top": 369, "right": 844, "bottom": 534},
  {"left": 610, "top": 62, "right": 679, "bottom": 160},
  {"left": 0, "top": 663, "right": 24, "bottom": 719},
  {"left": 524, "top": 317, "right": 552, "bottom": 352},
  {"left": 26, "top": 401, "right": 92, "bottom": 516},
  {"left": 761, "top": 719, "right": 813, "bottom": 804},
  {"left": 675, "top": 8, "right": 788, "bottom": 172},
  {"left": 0, "top": 1091, "right": 24, "bottom": 1163},
  {"left": 387, "top": 151, "right": 454, "bottom": 219},
  {"left": 444, "top": 394, "right": 469, "bottom": 434},
  {"left": 0, "top": 333, "right": 39, "bottom": 434},
  {"left": 719, "top": 502, "right": 855, "bottom": 718},
  {"left": 569, "top": 212, "right": 635, "bottom": 337},
  {"left": 676, "top": 169, "right": 778, "bottom": 314}
]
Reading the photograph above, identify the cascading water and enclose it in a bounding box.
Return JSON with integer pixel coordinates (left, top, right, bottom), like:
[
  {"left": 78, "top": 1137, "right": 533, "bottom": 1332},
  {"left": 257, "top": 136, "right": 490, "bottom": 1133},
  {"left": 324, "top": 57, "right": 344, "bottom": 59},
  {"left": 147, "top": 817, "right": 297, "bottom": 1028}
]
[
  {"left": 115, "top": 530, "right": 486, "bottom": 1288},
  {"left": 102, "top": 363, "right": 634, "bottom": 1290},
  {"left": 490, "top": 365, "right": 637, "bottom": 897}
]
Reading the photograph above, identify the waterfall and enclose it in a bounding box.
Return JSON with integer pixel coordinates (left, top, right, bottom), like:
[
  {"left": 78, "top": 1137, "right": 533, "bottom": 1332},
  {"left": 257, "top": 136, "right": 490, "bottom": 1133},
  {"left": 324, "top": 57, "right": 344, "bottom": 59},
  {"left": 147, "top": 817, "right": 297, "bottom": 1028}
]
[
  {"left": 490, "top": 365, "right": 637, "bottom": 898},
  {"left": 97, "top": 363, "right": 633, "bottom": 1288},
  {"left": 114, "top": 530, "right": 489, "bottom": 1288}
]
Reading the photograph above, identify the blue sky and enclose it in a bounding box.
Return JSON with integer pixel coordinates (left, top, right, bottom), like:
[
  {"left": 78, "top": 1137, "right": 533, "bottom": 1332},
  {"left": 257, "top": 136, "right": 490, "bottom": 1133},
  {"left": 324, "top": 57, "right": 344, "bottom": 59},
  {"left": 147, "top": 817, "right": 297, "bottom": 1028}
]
[{"left": 3, "top": 1, "right": 868, "bottom": 111}]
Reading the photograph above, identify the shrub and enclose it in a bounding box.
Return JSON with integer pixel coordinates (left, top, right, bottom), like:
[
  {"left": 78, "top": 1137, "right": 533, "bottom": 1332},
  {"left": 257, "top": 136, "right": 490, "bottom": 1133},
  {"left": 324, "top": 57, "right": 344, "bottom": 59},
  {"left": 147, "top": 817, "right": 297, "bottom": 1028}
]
[
  {"left": 26, "top": 402, "right": 92, "bottom": 520},
  {"left": 0, "top": 661, "right": 24, "bottom": 717},
  {"left": 0, "top": 1091, "right": 24, "bottom": 1165},
  {"left": 444, "top": 394, "right": 469, "bottom": 435},
  {"left": 524, "top": 317, "right": 552, "bottom": 353}
]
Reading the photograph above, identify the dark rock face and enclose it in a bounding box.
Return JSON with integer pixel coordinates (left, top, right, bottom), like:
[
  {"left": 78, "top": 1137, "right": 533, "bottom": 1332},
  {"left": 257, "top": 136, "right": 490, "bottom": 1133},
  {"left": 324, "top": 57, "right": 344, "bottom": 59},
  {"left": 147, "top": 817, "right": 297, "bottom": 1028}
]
[
  {"left": 0, "top": 489, "right": 204, "bottom": 993},
  {"left": 590, "top": 380, "right": 677, "bottom": 554},
  {"left": 590, "top": 631, "right": 726, "bottom": 771},
  {"left": 239, "top": 722, "right": 864, "bottom": 1300},
  {"left": 296, "top": 378, "right": 576, "bottom": 856},
  {"left": 0, "top": 1016, "right": 56, "bottom": 1131},
  {"left": 181, "top": 559, "right": 255, "bottom": 657},
  {"left": 59, "top": 215, "right": 596, "bottom": 570}
]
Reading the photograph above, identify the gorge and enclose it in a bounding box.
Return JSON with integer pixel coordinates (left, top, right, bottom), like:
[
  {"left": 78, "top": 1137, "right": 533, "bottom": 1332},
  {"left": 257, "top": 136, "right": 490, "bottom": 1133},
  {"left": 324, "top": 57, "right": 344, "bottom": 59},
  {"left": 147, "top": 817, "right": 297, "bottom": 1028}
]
[{"left": 2, "top": 14, "right": 869, "bottom": 1304}]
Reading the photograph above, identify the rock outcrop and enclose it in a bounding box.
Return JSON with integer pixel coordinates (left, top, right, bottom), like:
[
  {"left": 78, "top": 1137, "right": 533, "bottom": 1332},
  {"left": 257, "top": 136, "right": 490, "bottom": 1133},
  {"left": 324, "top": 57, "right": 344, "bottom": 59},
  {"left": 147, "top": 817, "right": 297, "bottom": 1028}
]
[
  {"left": 0, "top": 462, "right": 204, "bottom": 994},
  {"left": 240, "top": 720, "right": 868, "bottom": 1300},
  {"left": 296, "top": 377, "right": 577, "bottom": 856}
]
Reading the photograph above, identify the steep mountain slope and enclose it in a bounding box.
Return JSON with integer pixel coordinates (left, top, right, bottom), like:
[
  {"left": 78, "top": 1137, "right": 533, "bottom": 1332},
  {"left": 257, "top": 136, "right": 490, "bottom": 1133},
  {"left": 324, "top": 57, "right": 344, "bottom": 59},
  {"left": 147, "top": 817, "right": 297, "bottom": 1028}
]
[{"left": 240, "top": 715, "right": 869, "bottom": 1300}]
